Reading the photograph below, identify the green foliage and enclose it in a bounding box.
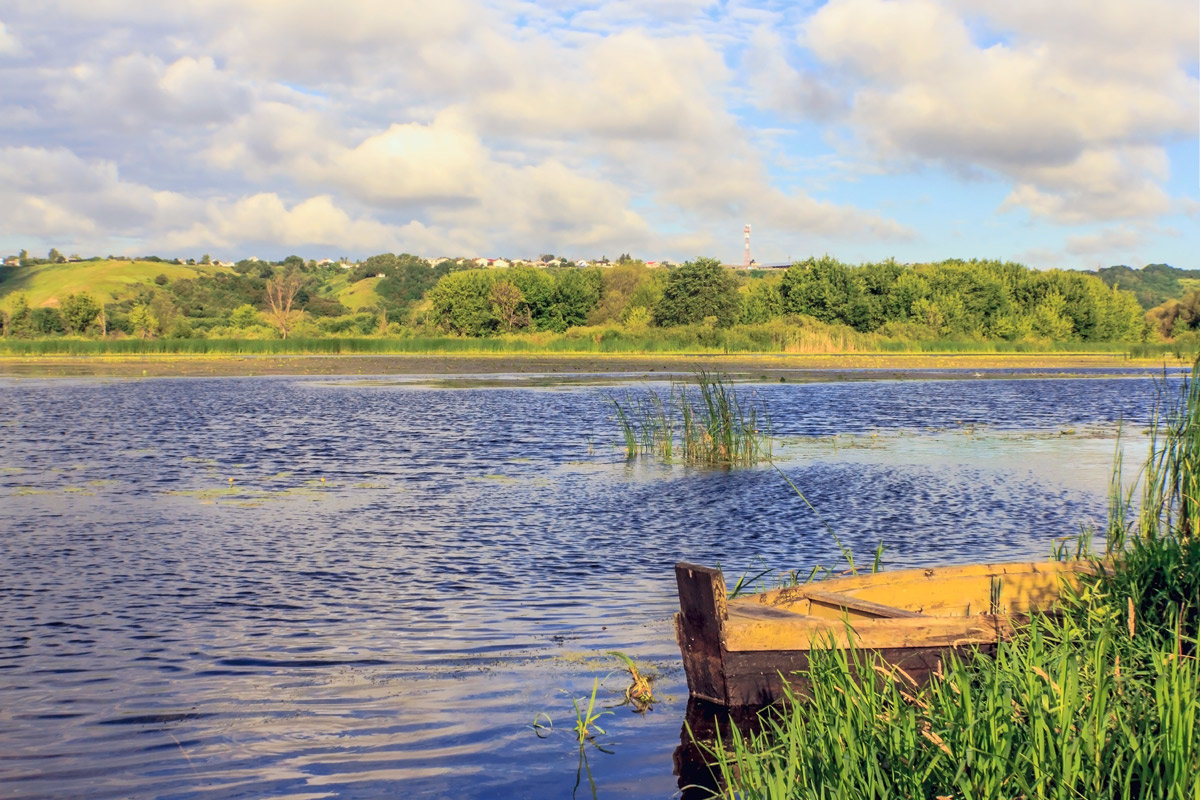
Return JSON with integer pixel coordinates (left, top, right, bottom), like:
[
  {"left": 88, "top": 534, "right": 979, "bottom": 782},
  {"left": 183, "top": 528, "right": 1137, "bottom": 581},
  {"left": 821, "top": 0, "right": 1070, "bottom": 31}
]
[
  {"left": 740, "top": 276, "right": 783, "bottom": 325},
  {"left": 548, "top": 268, "right": 602, "bottom": 331},
  {"left": 59, "top": 292, "right": 101, "bottom": 334},
  {"left": 128, "top": 303, "right": 157, "bottom": 339},
  {"left": 6, "top": 294, "right": 32, "bottom": 337},
  {"left": 30, "top": 306, "right": 64, "bottom": 335},
  {"left": 1094, "top": 263, "right": 1200, "bottom": 309},
  {"left": 0, "top": 252, "right": 1157, "bottom": 348},
  {"left": 654, "top": 257, "right": 740, "bottom": 328}
]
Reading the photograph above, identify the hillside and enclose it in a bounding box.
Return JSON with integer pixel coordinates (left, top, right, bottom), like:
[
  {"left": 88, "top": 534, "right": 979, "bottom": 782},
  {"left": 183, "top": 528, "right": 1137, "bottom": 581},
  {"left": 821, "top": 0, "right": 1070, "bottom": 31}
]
[
  {"left": 1092, "top": 263, "right": 1200, "bottom": 310},
  {"left": 0, "top": 259, "right": 235, "bottom": 309},
  {"left": 331, "top": 275, "right": 384, "bottom": 311}
]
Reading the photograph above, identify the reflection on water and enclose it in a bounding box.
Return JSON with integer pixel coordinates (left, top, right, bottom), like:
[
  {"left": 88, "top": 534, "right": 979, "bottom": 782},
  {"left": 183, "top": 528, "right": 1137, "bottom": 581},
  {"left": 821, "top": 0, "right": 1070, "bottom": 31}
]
[{"left": 0, "top": 373, "right": 1173, "bottom": 798}]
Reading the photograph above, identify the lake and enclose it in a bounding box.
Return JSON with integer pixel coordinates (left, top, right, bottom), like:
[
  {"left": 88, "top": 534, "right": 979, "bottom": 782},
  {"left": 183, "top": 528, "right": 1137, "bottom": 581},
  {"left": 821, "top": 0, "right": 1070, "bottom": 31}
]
[{"left": 0, "top": 369, "right": 1178, "bottom": 799}]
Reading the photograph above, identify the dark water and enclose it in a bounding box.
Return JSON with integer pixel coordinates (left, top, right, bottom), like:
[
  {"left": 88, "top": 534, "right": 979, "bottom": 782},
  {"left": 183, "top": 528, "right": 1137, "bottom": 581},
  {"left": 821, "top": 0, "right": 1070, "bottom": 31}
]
[{"left": 0, "top": 372, "right": 1176, "bottom": 799}]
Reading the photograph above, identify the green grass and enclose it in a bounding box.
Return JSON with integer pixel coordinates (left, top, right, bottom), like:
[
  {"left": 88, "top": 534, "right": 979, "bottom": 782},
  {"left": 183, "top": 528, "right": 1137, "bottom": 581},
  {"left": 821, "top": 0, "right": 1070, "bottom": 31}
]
[
  {"left": 0, "top": 259, "right": 233, "bottom": 309},
  {"left": 611, "top": 372, "right": 772, "bottom": 467},
  {"left": 700, "top": 361, "right": 1200, "bottom": 799},
  {"left": 332, "top": 275, "right": 383, "bottom": 311}
]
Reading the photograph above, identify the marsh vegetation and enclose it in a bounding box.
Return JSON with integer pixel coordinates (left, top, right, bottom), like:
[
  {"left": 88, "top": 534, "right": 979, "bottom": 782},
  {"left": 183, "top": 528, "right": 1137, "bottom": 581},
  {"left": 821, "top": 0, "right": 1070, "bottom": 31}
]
[
  {"left": 611, "top": 372, "right": 772, "bottom": 466},
  {"left": 702, "top": 366, "right": 1200, "bottom": 799}
]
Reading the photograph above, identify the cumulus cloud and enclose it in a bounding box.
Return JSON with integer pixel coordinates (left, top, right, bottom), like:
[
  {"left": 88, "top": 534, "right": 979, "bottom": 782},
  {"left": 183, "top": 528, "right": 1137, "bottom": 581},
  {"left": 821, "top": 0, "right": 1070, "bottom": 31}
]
[
  {"left": 473, "top": 30, "right": 732, "bottom": 143},
  {"left": 9, "top": 0, "right": 1187, "bottom": 265},
  {"left": 160, "top": 194, "right": 405, "bottom": 252},
  {"left": 326, "top": 114, "right": 490, "bottom": 206},
  {"left": 741, "top": 29, "right": 845, "bottom": 121},
  {"left": 54, "top": 53, "right": 253, "bottom": 129},
  {"left": 0, "top": 146, "right": 202, "bottom": 246},
  {"left": 799, "top": 0, "right": 1198, "bottom": 222}
]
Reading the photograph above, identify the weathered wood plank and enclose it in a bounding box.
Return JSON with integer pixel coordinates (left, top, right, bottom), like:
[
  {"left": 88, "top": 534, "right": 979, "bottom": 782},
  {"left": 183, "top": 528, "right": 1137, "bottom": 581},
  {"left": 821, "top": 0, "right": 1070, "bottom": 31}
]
[
  {"left": 675, "top": 562, "right": 729, "bottom": 705},
  {"left": 804, "top": 589, "right": 925, "bottom": 619},
  {"left": 724, "top": 612, "right": 1012, "bottom": 652}
]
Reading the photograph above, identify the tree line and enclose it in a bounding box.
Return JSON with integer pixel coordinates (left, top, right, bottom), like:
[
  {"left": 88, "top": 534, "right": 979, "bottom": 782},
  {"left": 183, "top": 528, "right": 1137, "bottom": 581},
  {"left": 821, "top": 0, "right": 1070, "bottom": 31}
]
[
  {"left": 423, "top": 256, "right": 1147, "bottom": 343},
  {"left": 0, "top": 253, "right": 1155, "bottom": 344}
]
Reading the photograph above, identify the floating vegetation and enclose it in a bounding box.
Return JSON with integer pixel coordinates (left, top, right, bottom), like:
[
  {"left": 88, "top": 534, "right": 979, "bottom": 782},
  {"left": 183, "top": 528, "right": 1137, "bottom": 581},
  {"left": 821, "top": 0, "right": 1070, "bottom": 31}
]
[
  {"left": 611, "top": 371, "right": 771, "bottom": 467},
  {"left": 608, "top": 651, "right": 656, "bottom": 713}
]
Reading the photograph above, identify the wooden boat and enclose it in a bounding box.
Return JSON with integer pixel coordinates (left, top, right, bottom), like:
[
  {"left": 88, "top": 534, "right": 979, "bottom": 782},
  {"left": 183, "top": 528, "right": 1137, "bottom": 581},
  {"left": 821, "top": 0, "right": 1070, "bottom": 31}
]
[{"left": 675, "top": 559, "right": 1095, "bottom": 707}]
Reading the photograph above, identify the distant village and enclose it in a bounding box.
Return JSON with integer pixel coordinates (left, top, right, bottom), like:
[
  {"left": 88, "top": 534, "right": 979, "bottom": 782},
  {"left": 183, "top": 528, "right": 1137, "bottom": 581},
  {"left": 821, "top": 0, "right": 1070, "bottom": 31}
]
[{"left": 1, "top": 250, "right": 793, "bottom": 271}]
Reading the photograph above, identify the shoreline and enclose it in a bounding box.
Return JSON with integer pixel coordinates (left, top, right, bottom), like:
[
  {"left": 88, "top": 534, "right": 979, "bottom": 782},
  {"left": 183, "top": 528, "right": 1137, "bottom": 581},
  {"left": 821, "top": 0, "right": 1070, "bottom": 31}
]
[{"left": 0, "top": 351, "right": 1185, "bottom": 380}]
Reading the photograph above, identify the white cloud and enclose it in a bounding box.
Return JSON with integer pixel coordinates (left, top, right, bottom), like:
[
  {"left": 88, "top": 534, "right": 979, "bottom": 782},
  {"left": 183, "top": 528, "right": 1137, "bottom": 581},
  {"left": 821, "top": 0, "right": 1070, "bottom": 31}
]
[
  {"left": 327, "top": 114, "right": 490, "bottom": 206},
  {"left": 0, "top": 146, "right": 204, "bottom": 250},
  {"left": 473, "top": 30, "right": 732, "bottom": 143},
  {"left": 160, "top": 194, "right": 404, "bottom": 252},
  {"left": 52, "top": 53, "right": 253, "bottom": 129},
  {"left": 741, "top": 29, "right": 845, "bottom": 120},
  {"left": 1064, "top": 225, "right": 1149, "bottom": 258},
  {"left": 1001, "top": 147, "right": 1171, "bottom": 224},
  {"left": 0, "top": 20, "right": 22, "bottom": 55},
  {"left": 799, "top": 0, "right": 1198, "bottom": 222}
]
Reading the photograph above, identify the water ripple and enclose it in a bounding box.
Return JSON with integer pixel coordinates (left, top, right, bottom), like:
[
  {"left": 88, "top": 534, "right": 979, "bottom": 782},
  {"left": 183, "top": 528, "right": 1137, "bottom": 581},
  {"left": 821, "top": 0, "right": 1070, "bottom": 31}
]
[{"left": 0, "top": 372, "right": 1172, "bottom": 798}]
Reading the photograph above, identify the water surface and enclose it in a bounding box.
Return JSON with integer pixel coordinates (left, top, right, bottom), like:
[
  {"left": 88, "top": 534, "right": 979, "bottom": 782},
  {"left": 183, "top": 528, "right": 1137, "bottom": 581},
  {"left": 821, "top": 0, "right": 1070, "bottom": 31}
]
[{"left": 0, "top": 372, "right": 1174, "bottom": 798}]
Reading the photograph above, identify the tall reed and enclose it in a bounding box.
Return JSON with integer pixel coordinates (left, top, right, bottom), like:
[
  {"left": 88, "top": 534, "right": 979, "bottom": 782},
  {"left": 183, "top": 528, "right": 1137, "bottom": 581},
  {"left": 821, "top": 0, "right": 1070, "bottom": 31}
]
[
  {"left": 703, "top": 362, "right": 1200, "bottom": 799},
  {"left": 611, "top": 372, "right": 771, "bottom": 467}
]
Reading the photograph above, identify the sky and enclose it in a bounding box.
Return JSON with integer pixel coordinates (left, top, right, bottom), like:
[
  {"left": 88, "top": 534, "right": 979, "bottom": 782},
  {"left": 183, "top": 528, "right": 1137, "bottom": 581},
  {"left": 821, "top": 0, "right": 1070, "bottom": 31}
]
[{"left": 0, "top": 0, "right": 1196, "bottom": 269}]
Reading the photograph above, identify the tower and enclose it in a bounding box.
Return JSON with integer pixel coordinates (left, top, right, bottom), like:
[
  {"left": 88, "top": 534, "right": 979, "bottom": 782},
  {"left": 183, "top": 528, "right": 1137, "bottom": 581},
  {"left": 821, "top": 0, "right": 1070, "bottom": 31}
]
[{"left": 743, "top": 223, "right": 751, "bottom": 269}]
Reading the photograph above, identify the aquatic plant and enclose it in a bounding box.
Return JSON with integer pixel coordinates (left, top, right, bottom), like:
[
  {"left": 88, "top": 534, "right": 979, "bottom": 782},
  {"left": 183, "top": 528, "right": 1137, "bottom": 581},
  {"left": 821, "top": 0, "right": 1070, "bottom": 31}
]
[
  {"left": 571, "top": 679, "right": 610, "bottom": 744},
  {"left": 700, "top": 361, "right": 1200, "bottom": 799},
  {"left": 607, "top": 650, "right": 656, "bottom": 713},
  {"left": 611, "top": 371, "right": 771, "bottom": 467}
]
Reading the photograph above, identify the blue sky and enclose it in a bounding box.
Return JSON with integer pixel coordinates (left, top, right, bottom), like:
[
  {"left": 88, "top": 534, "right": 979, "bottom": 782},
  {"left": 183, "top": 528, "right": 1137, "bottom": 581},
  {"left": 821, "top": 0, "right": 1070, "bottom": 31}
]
[{"left": 0, "top": 0, "right": 1196, "bottom": 269}]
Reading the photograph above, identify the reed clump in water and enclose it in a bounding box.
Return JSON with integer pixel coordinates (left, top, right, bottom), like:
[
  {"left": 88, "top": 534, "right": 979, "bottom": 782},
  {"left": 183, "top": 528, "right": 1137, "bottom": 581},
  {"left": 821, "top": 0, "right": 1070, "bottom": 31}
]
[
  {"left": 612, "top": 371, "right": 771, "bottom": 467},
  {"left": 703, "top": 364, "right": 1200, "bottom": 800}
]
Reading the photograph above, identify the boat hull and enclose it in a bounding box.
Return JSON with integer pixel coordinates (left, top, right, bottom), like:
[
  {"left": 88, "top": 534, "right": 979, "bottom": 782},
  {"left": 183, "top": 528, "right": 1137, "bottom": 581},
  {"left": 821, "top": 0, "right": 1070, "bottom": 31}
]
[{"left": 675, "top": 559, "right": 1090, "bottom": 707}]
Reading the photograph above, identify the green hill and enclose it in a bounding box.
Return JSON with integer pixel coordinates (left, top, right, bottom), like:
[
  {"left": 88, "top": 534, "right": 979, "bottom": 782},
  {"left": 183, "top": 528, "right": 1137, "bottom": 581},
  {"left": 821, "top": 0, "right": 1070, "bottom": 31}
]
[
  {"left": 0, "top": 259, "right": 234, "bottom": 310},
  {"left": 330, "top": 275, "right": 384, "bottom": 311},
  {"left": 1092, "top": 263, "right": 1200, "bottom": 310}
]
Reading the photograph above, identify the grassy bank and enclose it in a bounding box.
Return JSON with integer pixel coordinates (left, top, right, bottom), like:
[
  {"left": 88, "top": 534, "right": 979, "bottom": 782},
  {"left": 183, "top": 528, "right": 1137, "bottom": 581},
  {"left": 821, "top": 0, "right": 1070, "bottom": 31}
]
[
  {"left": 0, "top": 329, "right": 1160, "bottom": 358},
  {"left": 702, "top": 365, "right": 1200, "bottom": 799},
  {"left": 0, "top": 352, "right": 1182, "bottom": 380}
]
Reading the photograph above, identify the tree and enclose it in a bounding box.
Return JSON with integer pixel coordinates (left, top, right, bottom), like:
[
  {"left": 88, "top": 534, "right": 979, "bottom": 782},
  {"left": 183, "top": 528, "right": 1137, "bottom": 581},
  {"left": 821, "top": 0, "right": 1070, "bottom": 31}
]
[
  {"left": 30, "top": 307, "right": 64, "bottom": 335},
  {"left": 48, "top": 248, "right": 65, "bottom": 263},
  {"left": 548, "top": 268, "right": 602, "bottom": 330},
  {"left": 264, "top": 273, "right": 304, "bottom": 338},
  {"left": 200, "top": 253, "right": 212, "bottom": 265},
  {"left": 60, "top": 292, "right": 101, "bottom": 335},
  {"left": 589, "top": 260, "right": 651, "bottom": 324},
  {"left": 428, "top": 270, "right": 497, "bottom": 335},
  {"left": 739, "top": 277, "right": 783, "bottom": 324},
  {"left": 779, "top": 257, "right": 870, "bottom": 329},
  {"left": 129, "top": 304, "right": 157, "bottom": 339},
  {"left": 489, "top": 280, "right": 529, "bottom": 331},
  {"left": 653, "top": 257, "right": 740, "bottom": 327},
  {"left": 507, "top": 266, "right": 555, "bottom": 327},
  {"left": 229, "top": 304, "right": 262, "bottom": 329},
  {"left": 6, "top": 294, "right": 32, "bottom": 337}
]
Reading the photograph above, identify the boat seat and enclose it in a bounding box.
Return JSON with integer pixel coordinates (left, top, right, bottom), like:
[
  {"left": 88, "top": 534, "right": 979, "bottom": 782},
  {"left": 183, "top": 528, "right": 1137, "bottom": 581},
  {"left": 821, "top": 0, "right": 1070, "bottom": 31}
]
[{"left": 804, "top": 589, "right": 925, "bottom": 619}]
